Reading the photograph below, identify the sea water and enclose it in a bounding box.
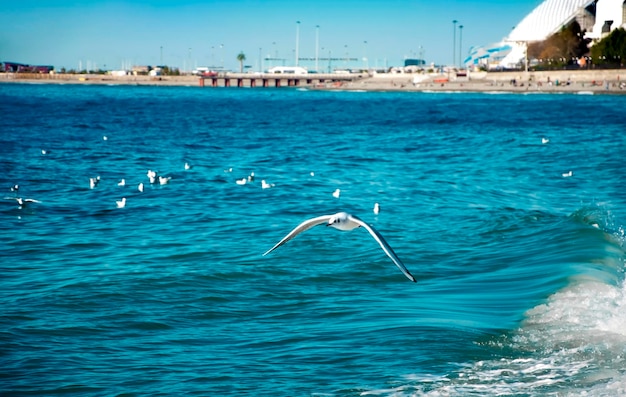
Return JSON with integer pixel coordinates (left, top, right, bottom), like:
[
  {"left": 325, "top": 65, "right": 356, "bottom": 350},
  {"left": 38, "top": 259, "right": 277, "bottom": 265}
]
[{"left": 1, "top": 83, "right": 625, "bottom": 396}]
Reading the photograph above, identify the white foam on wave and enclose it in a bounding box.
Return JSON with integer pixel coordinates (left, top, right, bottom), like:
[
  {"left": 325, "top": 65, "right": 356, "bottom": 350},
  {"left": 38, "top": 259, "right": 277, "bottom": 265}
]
[{"left": 361, "top": 223, "right": 626, "bottom": 397}]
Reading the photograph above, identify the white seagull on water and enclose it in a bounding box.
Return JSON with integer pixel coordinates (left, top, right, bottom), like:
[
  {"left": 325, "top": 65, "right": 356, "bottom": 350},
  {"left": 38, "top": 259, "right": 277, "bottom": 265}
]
[
  {"left": 116, "top": 197, "right": 126, "bottom": 208},
  {"left": 89, "top": 176, "right": 101, "bottom": 189},
  {"left": 263, "top": 212, "right": 416, "bottom": 282}
]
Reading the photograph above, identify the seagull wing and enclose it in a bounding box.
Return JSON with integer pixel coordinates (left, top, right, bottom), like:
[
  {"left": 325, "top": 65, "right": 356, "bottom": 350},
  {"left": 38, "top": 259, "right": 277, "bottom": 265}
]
[
  {"left": 263, "top": 215, "right": 332, "bottom": 256},
  {"left": 24, "top": 199, "right": 41, "bottom": 203},
  {"left": 349, "top": 214, "right": 416, "bottom": 282}
]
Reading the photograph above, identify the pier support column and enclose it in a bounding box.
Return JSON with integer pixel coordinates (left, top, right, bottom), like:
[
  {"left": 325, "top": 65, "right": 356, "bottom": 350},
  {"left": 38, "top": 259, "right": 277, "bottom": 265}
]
[{"left": 199, "top": 78, "right": 205, "bottom": 87}]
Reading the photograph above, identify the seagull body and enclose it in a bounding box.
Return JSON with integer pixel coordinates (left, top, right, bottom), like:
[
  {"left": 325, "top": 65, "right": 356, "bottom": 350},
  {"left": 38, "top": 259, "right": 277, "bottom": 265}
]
[
  {"left": 247, "top": 172, "right": 255, "bottom": 183},
  {"left": 116, "top": 197, "right": 126, "bottom": 208},
  {"left": 562, "top": 170, "right": 573, "bottom": 178},
  {"left": 542, "top": 137, "right": 550, "bottom": 144},
  {"left": 138, "top": 182, "right": 144, "bottom": 192},
  {"left": 158, "top": 176, "right": 171, "bottom": 185},
  {"left": 184, "top": 162, "right": 192, "bottom": 170},
  {"left": 263, "top": 212, "right": 416, "bottom": 282},
  {"left": 147, "top": 170, "right": 158, "bottom": 184},
  {"left": 261, "top": 180, "right": 274, "bottom": 189},
  {"left": 332, "top": 189, "right": 341, "bottom": 198},
  {"left": 373, "top": 202, "right": 380, "bottom": 214},
  {"left": 117, "top": 179, "right": 126, "bottom": 187},
  {"left": 13, "top": 197, "right": 41, "bottom": 208},
  {"left": 89, "top": 176, "right": 100, "bottom": 189},
  {"left": 10, "top": 184, "right": 19, "bottom": 193},
  {"left": 236, "top": 178, "right": 247, "bottom": 185}
]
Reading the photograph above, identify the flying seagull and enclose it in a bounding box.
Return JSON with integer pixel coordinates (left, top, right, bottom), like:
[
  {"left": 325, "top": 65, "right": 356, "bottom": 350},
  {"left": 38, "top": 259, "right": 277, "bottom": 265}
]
[
  {"left": 11, "top": 197, "right": 41, "bottom": 208},
  {"left": 263, "top": 212, "right": 416, "bottom": 282}
]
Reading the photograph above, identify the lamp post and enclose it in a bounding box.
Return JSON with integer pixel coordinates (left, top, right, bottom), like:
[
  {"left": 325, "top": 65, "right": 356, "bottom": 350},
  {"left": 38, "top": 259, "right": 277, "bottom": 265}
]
[
  {"left": 295, "top": 21, "right": 301, "bottom": 66},
  {"left": 458, "top": 25, "right": 463, "bottom": 68},
  {"left": 452, "top": 20, "right": 458, "bottom": 67},
  {"left": 363, "top": 40, "right": 368, "bottom": 70},
  {"left": 328, "top": 49, "right": 332, "bottom": 73},
  {"left": 272, "top": 42, "right": 276, "bottom": 68},
  {"left": 315, "top": 25, "right": 320, "bottom": 73},
  {"left": 188, "top": 47, "right": 192, "bottom": 73},
  {"left": 220, "top": 44, "right": 224, "bottom": 70}
]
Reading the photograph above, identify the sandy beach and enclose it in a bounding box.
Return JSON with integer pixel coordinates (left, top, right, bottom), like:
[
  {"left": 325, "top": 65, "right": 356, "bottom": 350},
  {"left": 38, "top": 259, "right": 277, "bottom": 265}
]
[
  {"left": 334, "top": 69, "right": 626, "bottom": 94},
  {"left": 1, "top": 69, "right": 625, "bottom": 94}
]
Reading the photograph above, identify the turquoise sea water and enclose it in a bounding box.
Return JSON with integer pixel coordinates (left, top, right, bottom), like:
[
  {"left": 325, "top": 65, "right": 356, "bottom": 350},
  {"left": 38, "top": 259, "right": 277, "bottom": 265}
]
[{"left": 1, "top": 83, "right": 625, "bottom": 396}]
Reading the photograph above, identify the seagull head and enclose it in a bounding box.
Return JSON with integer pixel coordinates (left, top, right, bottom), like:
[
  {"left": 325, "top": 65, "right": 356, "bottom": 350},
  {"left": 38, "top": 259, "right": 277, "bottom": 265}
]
[{"left": 327, "top": 212, "right": 354, "bottom": 230}]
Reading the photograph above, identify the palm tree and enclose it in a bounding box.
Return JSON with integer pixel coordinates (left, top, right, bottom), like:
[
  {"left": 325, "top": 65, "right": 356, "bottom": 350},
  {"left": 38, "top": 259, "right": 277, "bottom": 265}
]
[{"left": 237, "top": 51, "right": 246, "bottom": 73}]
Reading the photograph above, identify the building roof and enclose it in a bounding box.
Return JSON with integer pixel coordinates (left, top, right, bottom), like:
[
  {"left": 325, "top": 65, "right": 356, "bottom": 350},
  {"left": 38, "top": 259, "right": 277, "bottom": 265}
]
[{"left": 506, "top": 0, "right": 595, "bottom": 42}]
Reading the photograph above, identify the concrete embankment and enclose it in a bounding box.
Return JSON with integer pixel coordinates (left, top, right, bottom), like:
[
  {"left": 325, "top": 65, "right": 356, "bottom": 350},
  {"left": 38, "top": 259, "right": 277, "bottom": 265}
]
[
  {"left": 342, "top": 69, "right": 626, "bottom": 94},
  {"left": 2, "top": 69, "right": 625, "bottom": 94}
]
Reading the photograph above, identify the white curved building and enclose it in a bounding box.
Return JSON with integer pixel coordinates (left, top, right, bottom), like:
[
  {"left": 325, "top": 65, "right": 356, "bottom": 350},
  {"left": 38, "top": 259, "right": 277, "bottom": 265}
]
[
  {"left": 586, "top": 0, "right": 626, "bottom": 39},
  {"left": 507, "top": 0, "right": 595, "bottom": 42},
  {"left": 466, "top": 0, "right": 626, "bottom": 69}
]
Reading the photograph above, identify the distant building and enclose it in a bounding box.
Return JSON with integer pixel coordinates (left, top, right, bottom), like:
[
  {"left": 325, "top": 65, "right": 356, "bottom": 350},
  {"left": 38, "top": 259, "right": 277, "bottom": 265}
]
[
  {"left": 1, "top": 62, "right": 54, "bottom": 73},
  {"left": 131, "top": 65, "right": 150, "bottom": 75},
  {"left": 467, "top": 0, "right": 626, "bottom": 69},
  {"left": 404, "top": 58, "right": 426, "bottom": 67},
  {"left": 585, "top": 0, "right": 626, "bottom": 40}
]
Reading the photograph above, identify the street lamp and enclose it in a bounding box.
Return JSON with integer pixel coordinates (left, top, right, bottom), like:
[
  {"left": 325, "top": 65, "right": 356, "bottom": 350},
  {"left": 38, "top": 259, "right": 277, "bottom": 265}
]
[
  {"left": 220, "top": 44, "right": 224, "bottom": 70},
  {"left": 295, "top": 21, "right": 301, "bottom": 66},
  {"left": 458, "top": 25, "right": 463, "bottom": 68},
  {"left": 327, "top": 48, "right": 332, "bottom": 73},
  {"left": 363, "top": 40, "right": 368, "bottom": 70},
  {"left": 315, "top": 25, "right": 320, "bottom": 73},
  {"left": 452, "top": 20, "right": 458, "bottom": 67},
  {"left": 272, "top": 42, "right": 277, "bottom": 68}
]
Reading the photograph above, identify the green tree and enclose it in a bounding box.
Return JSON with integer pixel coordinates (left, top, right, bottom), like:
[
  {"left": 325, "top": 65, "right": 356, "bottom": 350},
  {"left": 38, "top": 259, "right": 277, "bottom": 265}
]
[
  {"left": 237, "top": 51, "right": 246, "bottom": 73},
  {"left": 528, "top": 21, "right": 590, "bottom": 66},
  {"left": 590, "top": 28, "right": 626, "bottom": 65}
]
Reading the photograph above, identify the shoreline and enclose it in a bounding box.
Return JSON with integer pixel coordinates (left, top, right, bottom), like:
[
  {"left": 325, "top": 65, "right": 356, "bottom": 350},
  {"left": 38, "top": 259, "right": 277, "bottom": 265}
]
[{"left": 2, "top": 70, "right": 625, "bottom": 95}]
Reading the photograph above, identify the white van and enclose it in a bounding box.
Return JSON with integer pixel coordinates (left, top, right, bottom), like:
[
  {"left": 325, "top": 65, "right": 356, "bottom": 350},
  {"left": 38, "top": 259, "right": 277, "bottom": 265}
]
[{"left": 267, "top": 66, "right": 308, "bottom": 75}]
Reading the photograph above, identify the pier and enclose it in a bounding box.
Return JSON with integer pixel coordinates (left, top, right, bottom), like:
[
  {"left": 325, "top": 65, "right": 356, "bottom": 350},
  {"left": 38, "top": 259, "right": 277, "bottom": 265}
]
[{"left": 198, "top": 72, "right": 365, "bottom": 88}]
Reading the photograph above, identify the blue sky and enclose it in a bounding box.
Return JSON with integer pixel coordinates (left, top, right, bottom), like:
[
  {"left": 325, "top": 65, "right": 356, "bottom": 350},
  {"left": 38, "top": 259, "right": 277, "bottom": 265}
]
[{"left": 1, "top": 0, "right": 542, "bottom": 71}]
